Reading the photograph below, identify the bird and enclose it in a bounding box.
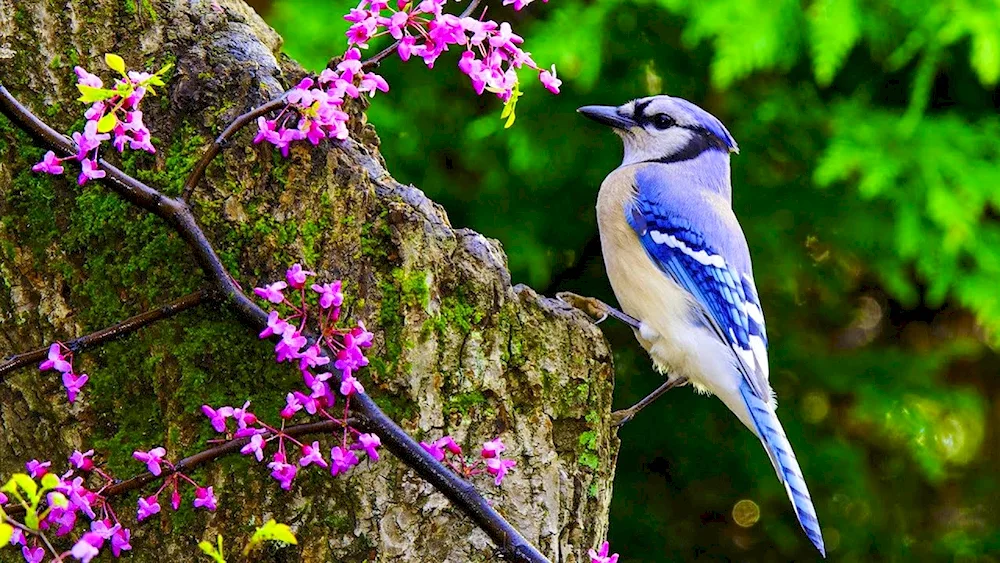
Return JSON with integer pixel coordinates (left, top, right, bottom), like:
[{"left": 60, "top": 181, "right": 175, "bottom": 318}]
[{"left": 578, "top": 95, "right": 825, "bottom": 557}]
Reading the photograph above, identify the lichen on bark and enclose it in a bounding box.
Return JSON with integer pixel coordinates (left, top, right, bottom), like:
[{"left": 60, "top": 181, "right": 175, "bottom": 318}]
[{"left": 0, "top": 1, "right": 619, "bottom": 561}]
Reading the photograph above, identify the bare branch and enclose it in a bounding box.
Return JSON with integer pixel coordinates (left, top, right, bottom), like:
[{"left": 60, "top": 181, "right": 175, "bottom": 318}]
[
  {"left": 0, "top": 290, "right": 211, "bottom": 381},
  {"left": 0, "top": 83, "right": 550, "bottom": 563},
  {"left": 179, "top": 97, "right": 286, "bottom": 202}
]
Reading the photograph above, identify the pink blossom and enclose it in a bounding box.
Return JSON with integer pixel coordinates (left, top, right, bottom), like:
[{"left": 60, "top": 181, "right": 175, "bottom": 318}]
[
  {"left": 240, "top": 433, "right": 266, "bottom": 461},
  {"left": 259, "top": 311, "right": 291, "bottom": 339},
  {"left": 330, "top": 446, "right": 359, "bottom": 476},
  {"left": 481, "top": 437, "right": 505, "bottom": 459},
  {"left": 32, "top": 151, "right": 65, "bottom": 175},
  {"left": 62, "top": 371, "right": 89, "bottom": 403},
  {"left": 299, "top": 441, "right": 329, "bottom": 468},
  {"left": 311, "top": 281, "right": 344, "bottom": 309},
  {"left": 70, "top": 536, "right": 100, "bottom": 563},
  {"left": 22, "top": 546, "right": 44, "bottom": 563},
  {"left": 49, "top": 505, "right": 77, "bottom": 535},
  {"left": 268, "top": 458, "right": 297, "bottom": 490},
  {"left": 340, "top": 373, "right": 365, "bottom": 396},
  {"left": 485, "top": 457, "right": 516, "bottom": 485},
  {"left": 69, "top": 449, "right": 95, "bottom": 471},
  {"left": 253, "top": 281, "right": 288, "bottom": 304},
  {"left": 253, "top": 117, "right": 280, "bottom": 145},
  {"left": 359, "top": 72, "right": 390, "bottom": 97},
  {"left": 201, "top": 405, "right": 233, "bottom": 432},
  {"left": 132, "top": 447, "right": 167, "bottom": 476},
  {"left": 281, "top": 392, "right": 303, "bottom": 419},
  {"left": 588, "top": 541, "right": 620, "bottom": 563},
  {"left": 170, "top": 488, "right": 181, "bottom": 511},
  {"left": 299, "top": 344, "right": 331, "bottom": 371},
  {"left": 25, "top": 459, "right": 51, "bottom": 478},
  {"left": 539, "top": 65, "right": 562, "bottom": 94},
  {"left": 286, "top": 263, "right": 316, "bottom": 289},
  {"left": 275, "top": 327, "right": 307, "bottom": 362},
  {"left": 397, "top": 36, "right": 417, "bottom": 61},
  {"left": 74, "top": 66, "right": 103, "bottom": 88},
  {"left": 9, "top": 527, "right": 25, "bottom": 546},
  {"left": 39, "top": 343, "right": 72, "bottom": 372},
  {"left": 193, "top": 487, "right": 217, "bottom": 511},
  {"left": 137, "top": 495, "right": 161, "bottom": 521},
  {"left": 423, "top": 440, "right": 447, "bottom": 460},
  {"left": 111, "top": 528, "right": 132, "bottom": 557},
  {"left": 353, "top": 433, "right": 382, "bottom": 461},
  {"left": 78, "top": 158, "right": 106, "bottom": 185},
  {"left": 232, "top": 400, "right": 257, "bottom": 428}
]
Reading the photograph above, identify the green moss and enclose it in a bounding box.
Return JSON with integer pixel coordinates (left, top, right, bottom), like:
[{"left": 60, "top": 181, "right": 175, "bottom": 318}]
[
  {"left": 447, "top": 390, "right": 487, "bottom": 415},
  {"left": 428, "top": 295, "right": 483, "bottom": 336},
  {"left": 372, "top": 393, "right": 418, "bottom": 422},
  {"left": 119, "top": 120, "right": 204, "bottom": 197}
]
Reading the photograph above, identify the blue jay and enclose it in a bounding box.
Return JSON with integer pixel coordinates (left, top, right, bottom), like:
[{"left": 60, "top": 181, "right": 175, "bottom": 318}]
[{"left": 579, "top": 96, "right": 825, "bottom": 556}]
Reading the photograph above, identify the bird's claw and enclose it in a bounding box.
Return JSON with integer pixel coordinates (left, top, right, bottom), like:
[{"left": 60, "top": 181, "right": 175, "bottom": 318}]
[
  {"left": 610, "top": 408, "right": 636, "bottom": 428},
  {"left": 556, "top": 291, "right": 609, "bottom": 323}
]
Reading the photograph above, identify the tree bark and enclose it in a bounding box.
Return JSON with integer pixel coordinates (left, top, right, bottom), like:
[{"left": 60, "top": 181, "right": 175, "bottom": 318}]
[{"left": 0, "top": 1, "right": 618, "bottom": 561}]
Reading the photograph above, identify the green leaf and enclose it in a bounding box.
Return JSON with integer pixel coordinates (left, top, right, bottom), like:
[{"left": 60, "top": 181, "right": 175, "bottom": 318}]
[
  {"left": 76, "top": 84, "right": 116, "bottom": 103},
  {"left": 808, "top": 0, "right": 860, "bottom": 85},
  {"left": 96, "top": 112, "right": 118, "bottom": 133},
  {"left": 970, "top": 27, "right": 1000, "bottom": 85},
  {"left": 105, "top": 53, "right": 126, "bottom": 75},
  {"left": 198, "top": 535, "right": 226, "bottom": 563},
  {"left": 245, "top": 519, "right": 297, "bottom": 555},
  {"left": 0, "top": 523, "right": 13, "bottom": 546}
]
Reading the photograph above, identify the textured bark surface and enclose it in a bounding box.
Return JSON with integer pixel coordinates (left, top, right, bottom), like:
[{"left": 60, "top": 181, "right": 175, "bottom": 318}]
[{"left": 0, "top": 0, "right": 619, "bottom": 561}]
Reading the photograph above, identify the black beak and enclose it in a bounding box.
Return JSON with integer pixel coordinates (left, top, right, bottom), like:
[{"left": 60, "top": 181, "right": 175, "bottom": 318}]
[{"left": 577, "top": 105, "right": 636, "bottom": 129}]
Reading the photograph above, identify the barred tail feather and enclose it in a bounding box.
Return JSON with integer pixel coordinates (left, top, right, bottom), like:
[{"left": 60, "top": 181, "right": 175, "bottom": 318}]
[{"left": 740, "top": 382, "right": 826, "bottom": 557}]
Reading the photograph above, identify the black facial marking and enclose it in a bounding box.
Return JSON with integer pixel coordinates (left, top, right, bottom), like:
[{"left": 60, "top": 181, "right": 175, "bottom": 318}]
[
  {"left": 647, "top": 129, "right": 730, "bottom": 164},
  {"left": 633, "top": 100, "right": 653, "bottom": 123}
]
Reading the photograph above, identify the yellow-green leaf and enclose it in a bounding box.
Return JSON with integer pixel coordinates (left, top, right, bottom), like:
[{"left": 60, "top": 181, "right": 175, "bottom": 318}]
[
  {"left": 76, "top": 84, "right": 115, "bottom": 103},
  {"left": 4, "top": 474, "right": 38, "bottom": 503},
  {"left": 40, "top": 473, "right": 59, "bottom": 491},
  {"left": 0, "top": 523, "right": 13, "bottom": 546},
  {"left": 105, "top": 53, "right": 126, "bottom": 75},
  {"left": 25, "top": 510, "right": 39, "bottom": 531},
  {"left": 96, "top": 112, "right": 118, "bottom": 133},
  {"left": 48, "top": 492, "right": 68, "bottom": 509},
  {"left": 198, "top": 536, "right": 226, "bottom": 563},
  {"left": 245, "top": 519, "right": 297, "bottom": 555}
]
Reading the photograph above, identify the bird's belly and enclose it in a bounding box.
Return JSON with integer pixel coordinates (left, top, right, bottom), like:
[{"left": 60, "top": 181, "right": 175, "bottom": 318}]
[{"left": 601, "top": 230, "right": 738, "bottom": 398}]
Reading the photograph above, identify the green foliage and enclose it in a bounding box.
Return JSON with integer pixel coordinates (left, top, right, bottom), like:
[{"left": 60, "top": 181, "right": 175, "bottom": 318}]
[{"left": 265, "top": 0, "right": 1000, "bottom": 560}]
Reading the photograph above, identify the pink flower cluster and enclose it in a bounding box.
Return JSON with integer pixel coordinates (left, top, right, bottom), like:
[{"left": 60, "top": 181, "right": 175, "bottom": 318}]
[
  {"left": 345, "top": 0, "right": 561, "bottom": 99},
  {"left": 2, "top": 453, "right": 132, "bottom": 562},
  {"left": 38, "top": 343, "right": 89, "bottom": 403},
  {"left": 255, "top": 0, "right": 559, "bottom": 154},
  {"left": 419, "top": 436, "right": 517, "bottom": 486},
  {"left": 198, "top": 265, "right": 382, "bottom": 490},
  {"left": 32, "top": 54, "right": 170, "bottom": 185},
  {"left": 129, "top": 446, "right": 218, "bottom": 523}
]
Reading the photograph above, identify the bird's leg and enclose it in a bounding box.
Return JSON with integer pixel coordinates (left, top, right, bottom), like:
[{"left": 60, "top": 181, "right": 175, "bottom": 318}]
[
  {"left": 557, "top": 291, "right": 686, "bottom": 426},
  {"left": 611, "top": 376, "right": 688, "bottom": 427},
  {"left": 555, "top": 291, "right": 642, "bottom": 330}
]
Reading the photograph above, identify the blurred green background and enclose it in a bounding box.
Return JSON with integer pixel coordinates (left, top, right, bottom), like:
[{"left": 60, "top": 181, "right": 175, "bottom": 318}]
[{"left": 251, "top": 0, "right": 1000, "bottom": 560}]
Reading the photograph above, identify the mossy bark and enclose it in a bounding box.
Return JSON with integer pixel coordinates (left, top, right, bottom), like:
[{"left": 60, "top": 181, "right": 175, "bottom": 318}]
[{"left": 0, "top": 0, "right": 619, "bottom": 561}]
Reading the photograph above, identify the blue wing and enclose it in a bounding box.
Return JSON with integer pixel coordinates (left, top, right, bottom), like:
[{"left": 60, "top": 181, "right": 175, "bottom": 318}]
[{"left": 626, "top": 196, "right": 772, "bottom": 401}]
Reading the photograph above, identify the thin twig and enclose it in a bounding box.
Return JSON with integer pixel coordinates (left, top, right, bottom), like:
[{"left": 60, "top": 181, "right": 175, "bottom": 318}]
[
  {"left": 0, "top": 290, "right": 211, "bottom": 380},
  {"left": 179, "top": 97, "right": 286, "bottom": 202},
  {"left": 0, "top": 83, "right": 550, "bottom": 563},
  {"left": 360, "top": 0, "right": 484, "bottom": 68},
  {"left": 2, "top": 516, "right": 61, "bottom": 559}
]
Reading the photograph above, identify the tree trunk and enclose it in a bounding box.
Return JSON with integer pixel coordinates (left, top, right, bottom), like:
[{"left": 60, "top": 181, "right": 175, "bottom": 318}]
[{"left": 0, "top": 1, "right": 618, "bottom": 561}]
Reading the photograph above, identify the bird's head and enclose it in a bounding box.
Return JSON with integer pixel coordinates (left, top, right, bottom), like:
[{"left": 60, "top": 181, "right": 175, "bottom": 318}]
[{"left": 578, "top": 95, "right": 738, "bottom": 166}]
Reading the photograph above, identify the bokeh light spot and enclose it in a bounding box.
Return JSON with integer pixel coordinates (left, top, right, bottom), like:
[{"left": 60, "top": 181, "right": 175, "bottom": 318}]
[
  {"left": 732, "top": 499, "right": 760, "bottom": 528},
  {"left": 801, "top": 390, "right": 830, "bottom": 424}
]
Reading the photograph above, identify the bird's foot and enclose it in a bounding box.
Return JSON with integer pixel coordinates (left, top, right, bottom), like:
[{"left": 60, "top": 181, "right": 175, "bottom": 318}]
[
  {"left": 556, "top": 291, "right": 642, "bottom": 330},
  {"left": 610, "top": 407, "right": 638, "bottom": 427}
]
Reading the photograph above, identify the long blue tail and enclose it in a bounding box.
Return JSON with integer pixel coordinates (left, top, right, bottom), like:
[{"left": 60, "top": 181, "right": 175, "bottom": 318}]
[{"left": 740, "top": 381, "right": 826, "bottom": 557}]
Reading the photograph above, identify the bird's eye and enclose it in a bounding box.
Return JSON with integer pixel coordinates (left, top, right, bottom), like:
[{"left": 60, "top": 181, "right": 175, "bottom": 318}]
[{"left": 651, "top": 114, "right": 675, "bottom": 130}]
